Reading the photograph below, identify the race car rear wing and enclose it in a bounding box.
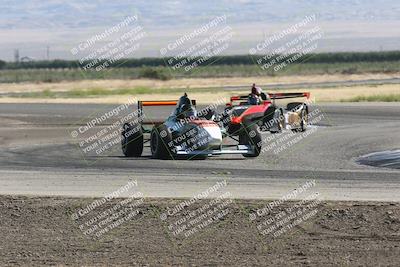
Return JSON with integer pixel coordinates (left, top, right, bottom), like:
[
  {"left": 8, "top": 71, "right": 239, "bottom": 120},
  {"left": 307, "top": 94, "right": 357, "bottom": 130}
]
[
  {"left": 138, "top": 99, "right": 196, "bottom": 110},
  {"left": 228, "top": 92, "right": 310, "bottom": 106},
  {"left": 138, "top": 99, "right": 197, "bottom": 124},
  {"left": 268, "top": 92, "right": 310, "bottom": 100}
]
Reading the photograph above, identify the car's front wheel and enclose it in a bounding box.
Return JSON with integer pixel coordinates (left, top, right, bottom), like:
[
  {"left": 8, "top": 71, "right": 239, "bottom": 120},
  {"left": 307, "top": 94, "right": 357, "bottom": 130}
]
[
  {"left": 150, "top": 124, "right": 173, "bottom": 159},
  {"left": 121, "top": 123, "right": 143, "bottom": 157},
  {"left": 239, "top": 123, "right": 262, "bottom": 158}
]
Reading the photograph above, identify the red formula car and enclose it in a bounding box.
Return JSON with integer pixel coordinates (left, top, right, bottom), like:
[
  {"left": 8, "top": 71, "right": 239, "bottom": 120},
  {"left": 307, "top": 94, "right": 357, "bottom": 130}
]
[{"left": 219, "top": 91, "right": 310, "bottom": 156}]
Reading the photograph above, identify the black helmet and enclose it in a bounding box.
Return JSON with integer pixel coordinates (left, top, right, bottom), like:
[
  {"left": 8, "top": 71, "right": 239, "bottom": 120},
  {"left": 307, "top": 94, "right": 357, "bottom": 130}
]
[
  {"left": 177, "top": 93, "right": 197, "bottom": 118},
  {"left": 178, "top": 93, "right": 191, "bottom": 108}
]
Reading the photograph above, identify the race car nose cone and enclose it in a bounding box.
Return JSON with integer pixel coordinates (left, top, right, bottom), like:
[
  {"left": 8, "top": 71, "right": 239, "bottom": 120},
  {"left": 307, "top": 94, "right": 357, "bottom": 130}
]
[{"left": 188, "top": 120, "right": 222, "bottom": 150}]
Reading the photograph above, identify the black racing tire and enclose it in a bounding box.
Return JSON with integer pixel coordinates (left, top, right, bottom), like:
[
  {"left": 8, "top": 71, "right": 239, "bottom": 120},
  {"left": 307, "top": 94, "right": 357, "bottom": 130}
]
[
  {"left": 150, "top": 124, "right": 173, "bottom": 159},
  {"left": 287, "top": 102, "right": 304, "bottom": 112},
  {"left": 121, "top": 122, "right": 143, "bottom": 157},
  {"left": 270, "top": 108, "right": 285, "bottom": 134},
  {"left": 239, "top": 123, "right": 262, "bottom": 158},
  {"left": 299, "top": 106, "right": 308, "bottom": 132}
]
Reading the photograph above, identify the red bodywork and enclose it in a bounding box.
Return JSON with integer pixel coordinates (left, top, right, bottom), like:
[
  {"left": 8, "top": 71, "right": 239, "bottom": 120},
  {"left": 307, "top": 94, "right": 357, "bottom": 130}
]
[
  {"left": 230, "top": 102, "right": 272, "bottom": 124},
  {"left": 226, "top": 92, "right": 310, "bottom": 125},
  {"left": 191, "top": 120, "right": 219, "bottom": 127}
]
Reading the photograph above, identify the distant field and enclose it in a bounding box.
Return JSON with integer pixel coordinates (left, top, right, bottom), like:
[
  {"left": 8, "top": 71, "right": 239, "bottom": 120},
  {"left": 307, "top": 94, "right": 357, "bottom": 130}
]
[
  {"left": 1, "top": 51, "right": 399, "bottom": 83},
  {"left": 1, "top": 61, "right": 400, "bottom": 83},
  {"left": 1, "top": 83, "right": 399, "bottom": 104},
  {"left": 1, "top": 51, "right": 399, "bottom": 103},
  {"left": 342, "top": 94, "right": 400, "bottom": 102}
]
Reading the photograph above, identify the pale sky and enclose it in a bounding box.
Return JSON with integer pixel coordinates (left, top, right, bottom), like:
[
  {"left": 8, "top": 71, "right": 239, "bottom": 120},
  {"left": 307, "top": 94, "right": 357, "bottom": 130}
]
[{"left": 1, "top": 0, "right": 399, "bottom": 61}]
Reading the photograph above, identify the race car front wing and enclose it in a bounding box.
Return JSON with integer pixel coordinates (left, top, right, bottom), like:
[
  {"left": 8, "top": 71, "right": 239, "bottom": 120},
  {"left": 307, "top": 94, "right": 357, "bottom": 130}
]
[{"left": 175, "top": 144, "right": 253, "bottom": 156}]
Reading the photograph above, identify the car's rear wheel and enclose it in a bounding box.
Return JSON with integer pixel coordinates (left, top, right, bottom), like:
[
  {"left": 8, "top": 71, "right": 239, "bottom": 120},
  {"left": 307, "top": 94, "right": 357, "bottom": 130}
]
[
  {"left": 299, "top": 107, "right": 308, "bottom": 132},
  {"left": 121, "top": 123, "right": 143, "bottom": 157},
  {"left": 270, "top": 108, "right": 284, "bottom": 134},
  {"left": 239, "top": 123, "right": 262, "bottom": 158},
  {"left": 150, "top": 124, "right": 173, "bottom": 159},
  {"left": 287, "top": 102, "right": 303, "bottom": 112}
]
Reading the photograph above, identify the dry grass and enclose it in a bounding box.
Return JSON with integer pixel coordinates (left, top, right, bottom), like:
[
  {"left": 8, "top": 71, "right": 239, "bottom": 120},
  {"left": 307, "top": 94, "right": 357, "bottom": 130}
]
[
  {"left": 309, "top": 84, "right": 400, "bottom": 102},
  {"left": 0, "top": 84, "right": 399, "bottom": 104},
  {"left": 0, "top": 73, "right": 399, "bottom": 104},
  {"left": 0, "top": 73, "right": 399, "bottom": 94},
  {"left": 341, "top": 94, "right": 400, "bottom": 102}
]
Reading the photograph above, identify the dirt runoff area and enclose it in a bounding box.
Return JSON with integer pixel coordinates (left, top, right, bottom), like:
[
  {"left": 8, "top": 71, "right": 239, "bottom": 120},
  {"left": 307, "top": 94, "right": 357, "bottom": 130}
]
[{"left": 1, "top": 195, "right": 399, "bottom": 266}]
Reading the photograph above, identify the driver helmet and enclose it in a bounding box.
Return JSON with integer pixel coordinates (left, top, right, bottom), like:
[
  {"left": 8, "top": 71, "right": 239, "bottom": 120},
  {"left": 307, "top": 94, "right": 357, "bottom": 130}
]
[{"left": 177, "top": 93, "right": 197, "bottom": 118}]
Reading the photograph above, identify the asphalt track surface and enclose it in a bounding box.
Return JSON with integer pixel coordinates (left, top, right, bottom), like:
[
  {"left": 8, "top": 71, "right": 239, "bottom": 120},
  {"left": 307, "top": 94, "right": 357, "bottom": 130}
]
[{"left": 0, "top": 102, "right": 399, "bottom": 201}]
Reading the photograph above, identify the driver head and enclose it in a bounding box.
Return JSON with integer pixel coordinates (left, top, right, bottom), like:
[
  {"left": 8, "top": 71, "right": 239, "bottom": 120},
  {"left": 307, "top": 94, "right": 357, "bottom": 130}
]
[{"left": 178, "top": 92, "right": 191, "bottom": 107}]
